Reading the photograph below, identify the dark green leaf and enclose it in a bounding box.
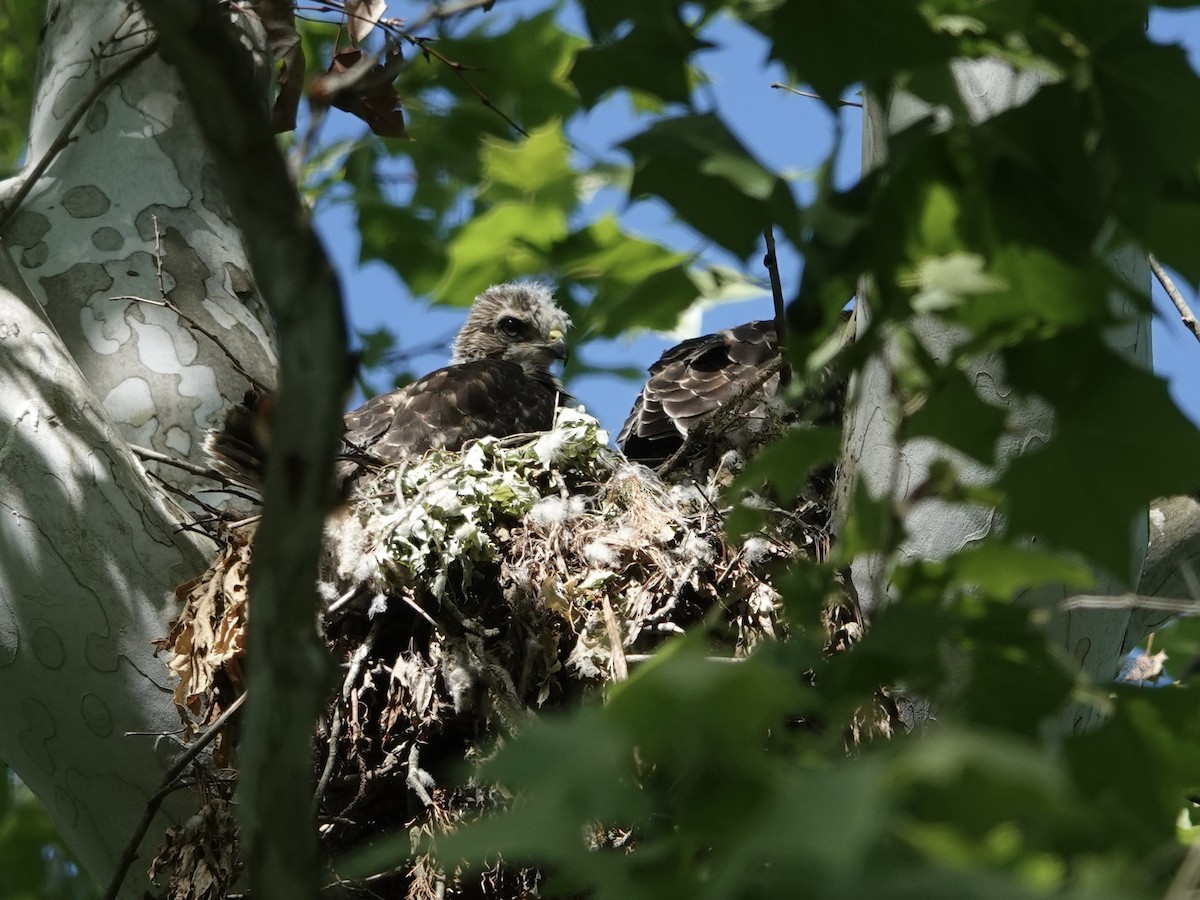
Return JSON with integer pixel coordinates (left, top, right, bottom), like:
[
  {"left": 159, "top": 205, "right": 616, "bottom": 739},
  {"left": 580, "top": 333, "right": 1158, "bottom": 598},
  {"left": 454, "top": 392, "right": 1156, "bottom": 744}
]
[
  {"left": 620, "top": 113, "right": 799, "bottom": 259},
  {"left": 1001, "top": 331, "right": 1200, "bottom": 581},
  {"left": 571, "top": 5, "right": 711, "bottom": 108},
  {"left": 762, "top": 0, "right": 957, "bottom": 105},
  {"left": 905, "top": 366, "right": 1008, "bottom": 465}
]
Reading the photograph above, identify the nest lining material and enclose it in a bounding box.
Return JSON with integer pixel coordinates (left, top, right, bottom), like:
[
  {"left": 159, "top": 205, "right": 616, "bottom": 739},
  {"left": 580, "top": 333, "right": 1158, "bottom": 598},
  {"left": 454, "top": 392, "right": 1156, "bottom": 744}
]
[{"left": 154, "top": 407, "right": 833, "bottom": 898}]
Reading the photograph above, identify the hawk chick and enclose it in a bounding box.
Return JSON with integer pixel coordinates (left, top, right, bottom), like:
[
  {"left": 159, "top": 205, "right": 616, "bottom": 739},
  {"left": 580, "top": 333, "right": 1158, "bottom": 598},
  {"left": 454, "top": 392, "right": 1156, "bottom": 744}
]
[
  {"left": 206, "top": 282, "right": 572, "bottom": 486},
  {"left": 344, "top": 281, "right": 571, "bottom": 460}
]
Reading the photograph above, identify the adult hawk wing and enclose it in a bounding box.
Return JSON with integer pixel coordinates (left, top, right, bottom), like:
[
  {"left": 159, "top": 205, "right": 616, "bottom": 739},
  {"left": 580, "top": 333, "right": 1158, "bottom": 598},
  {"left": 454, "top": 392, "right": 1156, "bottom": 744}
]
[
  {"left": 343, "top": 359, "right": 567, "bottom": 460},
  {"left": 617, "top": 320, "right": 781, "bottom": 467}
]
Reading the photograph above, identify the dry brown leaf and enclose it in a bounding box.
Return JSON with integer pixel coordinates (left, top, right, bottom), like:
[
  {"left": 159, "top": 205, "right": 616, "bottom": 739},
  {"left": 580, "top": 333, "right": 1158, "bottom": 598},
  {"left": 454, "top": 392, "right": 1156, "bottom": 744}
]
[
  {"left": 314, "top": 47, "right": 409, "bottom": 139},
  {"left": 347, "top": 0, "right": 388, "bottom": 44},
  {"left": 149, "top": 794, "right": 239, "bottom": 900},
  {"left": 154, "top": 531, "right": 252, "bottom": 728}
]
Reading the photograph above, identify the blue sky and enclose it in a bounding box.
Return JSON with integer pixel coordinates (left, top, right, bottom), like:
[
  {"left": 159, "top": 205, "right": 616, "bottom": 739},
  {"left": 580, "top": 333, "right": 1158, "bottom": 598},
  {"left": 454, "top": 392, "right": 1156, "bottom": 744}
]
[{"left": 313, "top": 3, "right": 1200, "bottom": 437}]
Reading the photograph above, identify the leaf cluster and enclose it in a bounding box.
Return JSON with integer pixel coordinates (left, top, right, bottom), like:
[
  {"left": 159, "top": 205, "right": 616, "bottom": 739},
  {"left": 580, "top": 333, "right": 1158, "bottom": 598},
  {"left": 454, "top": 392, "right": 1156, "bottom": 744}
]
[
  {"left": 314, "top": 2, "right": 1200, "bottom": 898},
  {"left": 294, "top": 2, "right": 791, "bottom": 389}
]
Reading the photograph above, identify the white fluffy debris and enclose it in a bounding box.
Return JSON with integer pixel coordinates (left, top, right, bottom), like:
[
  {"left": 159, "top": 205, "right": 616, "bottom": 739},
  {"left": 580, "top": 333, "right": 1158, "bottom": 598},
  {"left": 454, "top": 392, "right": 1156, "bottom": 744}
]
[{"left": 304, "top": 404, "right": 829, "bottom": 888}]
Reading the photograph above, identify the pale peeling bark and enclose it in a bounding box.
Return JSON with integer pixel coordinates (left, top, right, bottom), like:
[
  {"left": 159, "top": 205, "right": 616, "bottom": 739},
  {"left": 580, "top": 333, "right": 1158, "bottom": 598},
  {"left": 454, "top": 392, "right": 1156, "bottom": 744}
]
[
  {"left": 0, "top": 245, "right": 210, "bottom": 895},
  {"left": 1135, "top": 495, "right": 1200, "bottom": 651},
  {"left": 0, "top": 0, "right": 277, "bottom": 496},
  {"left": 0, "top": 2, "right": 282, "bottom": 896},
  {"left": 838, "top": 60, "right": 1151, "bottom": 733}
]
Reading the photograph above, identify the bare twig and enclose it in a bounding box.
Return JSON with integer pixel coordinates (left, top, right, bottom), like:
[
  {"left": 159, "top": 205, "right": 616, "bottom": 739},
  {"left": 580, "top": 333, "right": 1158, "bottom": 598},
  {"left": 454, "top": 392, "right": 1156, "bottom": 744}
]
[
  {"left": 1149, "top": 253, "right": 1200, "bottom": 344},
  {"left": 402, "top": 34, "right": 529, "bottom": 137},
  {"left": 294, "top": 2, "right": 528, "bottom": 137},
  {"left": 1062, "top": 593, "right": 1200, "bottom": 615},
  {"left": 130, "top": 444, "right": 263, "bottom": 507},
  {"left": 770, "top": 82, "right": 863, "bottom": 108},
  {"left": 763, "top": 226, "right": 790, "bottom": 390},
  {"left": 377, "top": 327, "right": 458, "bottom": 369},
  {"left": 410, "top": 0, "right": 500, "bottom": 31},
  {"left": 316, "top": 622, "right": 380, "bottom": 806},
  {"left": 111, "top": 294, "right": 270, "bottom": 393},
  {"left": 655, "top": 357, "right": 784, "bottom": 476},
  {"left": 624, "top": 654, "right": 744, "bottom": 665},
  {"left": 103, "top": 693, "right": 248, "bottom": 900},
  {"left": 130, "top": 443, "right": 224, "bottom": 480},
  {"left": 0, "top": 38, "right": 159, "bottom": 232},
  {"left": 600, "top": 594, "right": 629, "bottom": 681},
  {"left": 142, "top": 468, "right": 234, "bottom": 531}
]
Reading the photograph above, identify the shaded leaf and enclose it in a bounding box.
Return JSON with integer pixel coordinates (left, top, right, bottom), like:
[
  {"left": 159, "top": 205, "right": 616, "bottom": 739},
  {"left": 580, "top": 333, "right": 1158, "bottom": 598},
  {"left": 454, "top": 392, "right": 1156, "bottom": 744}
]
[
  {"left": 571, "top": 5, "right": 711, "bottom": 108},
  {"left": 762, "top": 0, "right": 956, "bottom": 105},
  {"left": 1001, "top": 331, "right": 1200, "bottom": 580},
  {"left": 621, "top": 113, "right": 799, "bottom": 259},
  {"left": 905, "top": 366, "right": 1008, "bottom": 466}
]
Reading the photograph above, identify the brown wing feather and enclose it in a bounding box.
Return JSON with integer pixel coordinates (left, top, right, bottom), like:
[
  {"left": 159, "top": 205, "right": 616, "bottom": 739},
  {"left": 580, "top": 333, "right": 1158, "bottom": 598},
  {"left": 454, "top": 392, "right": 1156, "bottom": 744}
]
[
  {"left": 208, "top": 362, "right": 570, "bottom": 487},
  {"left": 347, "top": 358, "right": 568, "bottom": 461},
  {"left": 617, "top": 321, "right": 779, "bottom": 465}
]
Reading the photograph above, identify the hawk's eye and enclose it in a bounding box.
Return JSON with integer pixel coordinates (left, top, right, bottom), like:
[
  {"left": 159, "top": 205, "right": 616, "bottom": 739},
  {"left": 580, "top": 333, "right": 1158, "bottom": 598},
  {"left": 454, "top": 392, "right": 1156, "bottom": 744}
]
[{"left": 498, "top": 316, "right": 525, "bottom": 338}]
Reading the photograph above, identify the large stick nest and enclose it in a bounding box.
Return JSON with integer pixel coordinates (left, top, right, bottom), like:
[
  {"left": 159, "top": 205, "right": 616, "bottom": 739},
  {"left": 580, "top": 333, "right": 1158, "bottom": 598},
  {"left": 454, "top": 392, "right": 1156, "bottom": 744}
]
[{"left": 153, "top": 408, "right": 839, "bottom": 898}]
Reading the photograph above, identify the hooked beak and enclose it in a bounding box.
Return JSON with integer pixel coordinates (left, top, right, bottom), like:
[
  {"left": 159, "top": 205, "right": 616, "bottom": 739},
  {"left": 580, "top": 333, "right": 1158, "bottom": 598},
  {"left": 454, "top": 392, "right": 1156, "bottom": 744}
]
[{"left": 544, "top": 330, "right": 568, "bottom": 364}]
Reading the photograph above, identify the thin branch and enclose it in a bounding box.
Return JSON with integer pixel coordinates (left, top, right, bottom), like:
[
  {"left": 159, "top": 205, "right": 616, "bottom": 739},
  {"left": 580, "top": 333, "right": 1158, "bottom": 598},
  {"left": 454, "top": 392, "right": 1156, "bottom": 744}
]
[
  {"left": 624, "top": 654, "right": 743, "bottom": 665},
  {"left": 143, "top": 468, "right": 232, "bottom": 529},
  {"left": 294, "top": 2, "right": 529, "bottom": 138},
  {"left": 1149, "top": 253, "right": 1200, "bottom": 344},
  {"left": 1062, "top": 594, "right": 1200, "bottom": 615},
  {"left": 770, "top": 82, "right": 863, "bottom": 108},
  {"left": 103, "top": 694, "right": 248, "bottom": 900},
  {"left": 137, "top": 5, "right": 349, "bottom": 897},
  {"left": 130, "top": 444, "right": 263, "bottom": 506},
  {"left": 130, "top": 443, "right": 224, "bottom": 480},
  {"left": 0, "top": 38, "right": 159, "bottom": 232},
  {"left": 403, "top": 34, "right": 529, "bottom": 137},
  {"left": 763, "top": 226, "right": 790, "bottom": 390},
  {"left": 377, "top": 327, "right": 458, "bottom": 369},
  {"left": 409, "top": 0, "right": 500, "bottom": 31},
  {"left": 315, "top": 621, "right": 380, "bottom": 807},
  {"left": 111, "top": 295, "right": 270, "bottom": 394},
  {"left": 655, "top": 357, "right": 784, "bottom": 476}
]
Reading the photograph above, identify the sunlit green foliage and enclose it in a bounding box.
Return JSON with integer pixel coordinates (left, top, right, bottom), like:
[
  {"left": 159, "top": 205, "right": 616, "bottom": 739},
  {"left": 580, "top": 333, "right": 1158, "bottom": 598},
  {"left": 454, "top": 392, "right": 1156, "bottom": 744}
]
[
  {"left": 5, "top": 0, "right": 1200, "bottom": 896},
  {"left": 332, "top": 1, "right": 1200, "bottom": 896},
  {"left": 297, "top": 2, "right": 765, "bottom": 386}
]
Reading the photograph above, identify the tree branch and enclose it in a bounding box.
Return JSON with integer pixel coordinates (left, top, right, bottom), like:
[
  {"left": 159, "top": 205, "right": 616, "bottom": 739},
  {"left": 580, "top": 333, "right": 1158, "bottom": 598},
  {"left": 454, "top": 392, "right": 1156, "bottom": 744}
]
[
  {"left": 763, "top": 226, "right": 789, "bottom": 389},
  {"left": 102, "top": 694, "right": 248, "bottom": 900},
  {"left": 770, "top": 82, "right": 863, "bottom": 108},
  {"left": 1149, "top": 253, "right": 1200, "bottom": 344},
  {"left": 134, "top": 3, "right": 349, "bottom": 898}
]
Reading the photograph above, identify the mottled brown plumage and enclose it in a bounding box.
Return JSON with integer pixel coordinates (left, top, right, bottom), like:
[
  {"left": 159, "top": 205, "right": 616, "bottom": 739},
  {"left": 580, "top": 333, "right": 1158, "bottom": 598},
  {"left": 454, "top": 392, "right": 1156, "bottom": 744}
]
[
  {"left": 617, "top": 320, "right": 782, "bottom": 467},
  {"left": 205, "top": 282, "right": 571, "bottom": 486},
  {"left": 344, "top": 282, "right": 570, "bottom": 461}
]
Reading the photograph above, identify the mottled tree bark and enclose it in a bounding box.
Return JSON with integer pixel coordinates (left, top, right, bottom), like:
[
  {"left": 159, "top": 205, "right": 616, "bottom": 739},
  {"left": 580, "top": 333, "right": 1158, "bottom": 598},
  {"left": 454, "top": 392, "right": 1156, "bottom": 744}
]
[
  {"left": 0, "top": 1, "right": 279, "bottom": 895},
  {"left": 836, "top": 60, "right": 1153, "bottom": 734}
]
